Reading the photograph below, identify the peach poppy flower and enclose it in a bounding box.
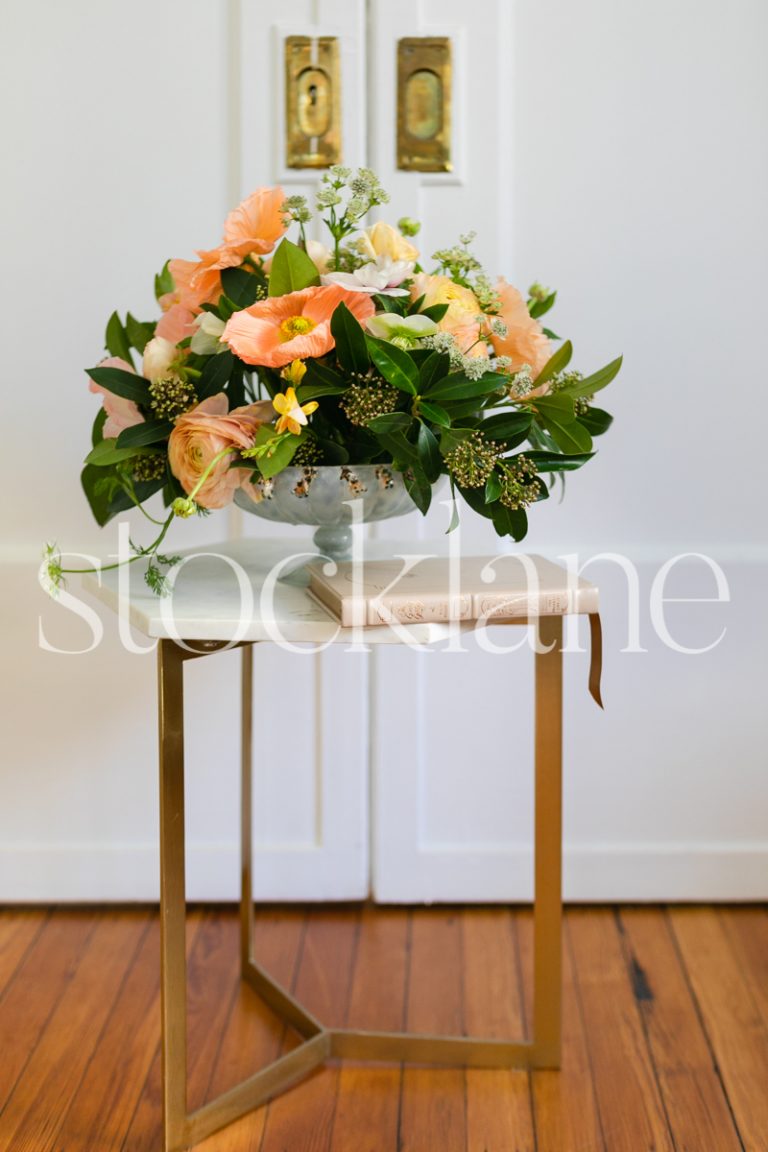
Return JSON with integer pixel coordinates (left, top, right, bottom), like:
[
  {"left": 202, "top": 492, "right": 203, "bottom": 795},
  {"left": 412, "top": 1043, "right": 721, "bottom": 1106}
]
[
  {"left": 88, "top": 357, "right": 144, "bottom": 439},
  {"left": 222, "top": 186, "right": 287, "bottom": 259},
  {"left": 167, "top": 250, "right": 234, "bottom": 313},
  {"left": 222, "top": 284, "right": 375, "bottom": 369},
  {"left": 167, "top": 393, "right": 270, "bottom": 509},
  {"left": 155, "top": 302, "right": 197, "bottom": 344},
  {"left": 491, "top": 279, "right": 551, "bottom": 376}
]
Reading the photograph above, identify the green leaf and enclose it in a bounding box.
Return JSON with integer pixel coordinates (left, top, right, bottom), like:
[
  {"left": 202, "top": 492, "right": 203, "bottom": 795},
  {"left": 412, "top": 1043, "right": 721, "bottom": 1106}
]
[
  {"left": 116, "top": 419, "right": 174, "bottom": 450},
  {"left": 529, "top": 291, "right": 557, "bottom": 319},
  {"left": 535, "top": 339, "right": 573, "bottom": 385},
  {"left": 534, "top": 395, "right": 593, "bottom": 454},
  {"left": 480, "top": 411, "right": 533, "bottom": 441},
  {"left": 314, "top": 437, "right": 349, "bottom": 464},
  {"left": 366, "top": 337, "right": 419, "bottom": 395},
  {"left": 252, "top": 426, "right": 305, "bottom": 479},
  {"left": 419, "top": 302, "right": 449, "bottom": 323},
  {"left": 417, "top": 422, "right": 442, "bottom": 482},
  {"left": 125, "top": 313, "right": 156, "bottom": 354},
  {"left": 367, "top": 413, "right": 419, "bottom": 467},
  {"left": 368, "top": 412, "right": 412, "bottom": 434},
  {"left": 299, "top": 362, "right": 348, "bottom": 400},
  {"left": 408, "top": 294, "right": 426, "bottom": 315},
  {"left": 542, "top": 327, "right": 561, "bottom": 340},
  {"left": 520, "top": 449, "right": 595, "bottom": 472},
  {"left": 91, "top": 407, "right": 107, "bottom": 447},
  {"left": 560, "top": 355, "right": 623, "bottom": 398},
  {"left": 492, "top": 503, "right": 529, "bottom": 541},
  {"left": 86, "top": 365, "right": 149, "bottom": 405},
  {"left": 198, "top": 349, "right": 234, "bottom": 399},
  {"left": 418, "top": 400, "right": 451, "bottom": 428},
  {"left": 331, "top": 302, "right": 370, "bottom": 375},
  {"left": 105, "top": 311, "right": 134, "bottom": 366},
  {"left": 221, "top": 266, "right": 262, "bottom": 308},
  {"left": 373, "top": 293, "right": 404, "bottom": 314},
  {"left": 404, "top": 465, "right": 432, "bottom": 514},
  {"left": 84, "top": 438, "right": 151, "bottom": 467},
  {"left": 427, "top": 372, "right": 505, "bottom": 403},
  {"left": 81, "top": 464, "right": 114, "bottom": 526},
  {"left": 154, "top": 260, "right": 175, "bottom": 302},
  {"left": 419, "top": 351, "right": 451, "bottom": 392},
  {"left": 267, "top": 238, "right": 321, "bottom": 296},
  {"left": 578, "top": 405, "right": 613, "bottom": 435},
  {"left": 485, "top": 470, "right": 502, "bottom": 503}
]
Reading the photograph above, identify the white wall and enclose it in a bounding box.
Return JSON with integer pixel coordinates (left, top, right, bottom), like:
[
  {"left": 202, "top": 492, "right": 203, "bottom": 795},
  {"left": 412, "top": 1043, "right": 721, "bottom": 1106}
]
[{"left": 1, "top": 0, "right": 766, "bottom": 901}]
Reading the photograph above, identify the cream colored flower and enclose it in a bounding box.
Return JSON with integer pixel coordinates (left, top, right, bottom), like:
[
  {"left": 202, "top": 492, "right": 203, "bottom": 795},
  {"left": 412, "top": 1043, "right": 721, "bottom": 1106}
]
[{"left": 355, "top": 221, "right": 419, "bottom": 264}]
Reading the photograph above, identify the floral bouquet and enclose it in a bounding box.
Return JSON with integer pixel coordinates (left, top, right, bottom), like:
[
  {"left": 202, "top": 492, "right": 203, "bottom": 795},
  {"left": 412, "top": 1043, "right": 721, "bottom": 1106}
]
[{"left": 46, "top": 167, "right": 620, "bottom": 594}]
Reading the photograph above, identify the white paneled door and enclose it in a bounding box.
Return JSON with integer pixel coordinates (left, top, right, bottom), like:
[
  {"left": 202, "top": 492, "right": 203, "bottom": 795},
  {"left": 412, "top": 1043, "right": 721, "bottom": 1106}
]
[{"left": 234, "top": 0, "right": 515, "bottom": 902}]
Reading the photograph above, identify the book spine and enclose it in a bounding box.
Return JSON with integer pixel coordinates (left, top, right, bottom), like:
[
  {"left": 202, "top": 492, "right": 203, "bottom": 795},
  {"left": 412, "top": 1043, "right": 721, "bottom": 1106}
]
[{"left": 367, "top": 595, "right": 473, "bottom": 626}]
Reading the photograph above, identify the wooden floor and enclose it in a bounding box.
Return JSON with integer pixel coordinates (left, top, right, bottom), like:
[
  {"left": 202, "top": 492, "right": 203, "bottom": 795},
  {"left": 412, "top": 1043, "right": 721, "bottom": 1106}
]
[{"left": 0, "top": 906, "right": 766, "bottom": 1151}]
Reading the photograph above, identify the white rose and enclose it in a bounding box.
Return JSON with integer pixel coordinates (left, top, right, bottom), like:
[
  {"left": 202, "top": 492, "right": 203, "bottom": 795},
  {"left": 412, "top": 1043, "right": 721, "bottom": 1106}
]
[{"left": 142, "top": 336, "right": 177, "bottom": 381}]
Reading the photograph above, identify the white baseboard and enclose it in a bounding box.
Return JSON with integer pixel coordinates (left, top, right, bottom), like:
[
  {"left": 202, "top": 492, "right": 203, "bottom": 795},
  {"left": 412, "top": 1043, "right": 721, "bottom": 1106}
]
[{"left": 1, "top": 841, "right": 765, "bottom": 903}]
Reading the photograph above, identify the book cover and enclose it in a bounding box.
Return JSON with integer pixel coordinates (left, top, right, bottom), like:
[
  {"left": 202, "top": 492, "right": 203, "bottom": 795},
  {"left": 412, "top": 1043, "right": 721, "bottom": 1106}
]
[{"left": 306, "top": 554, "right": 599, "bottom": 627}]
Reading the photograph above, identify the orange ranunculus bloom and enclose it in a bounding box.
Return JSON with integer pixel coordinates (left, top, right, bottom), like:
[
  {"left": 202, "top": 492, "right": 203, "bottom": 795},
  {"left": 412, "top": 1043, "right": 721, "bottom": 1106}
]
[
  {"left": 222, "top": 186, "right": 287, "bottom": 259},
  {"left": 491, "top": 278, "right": 552, "bottom": 376},
  {"left": 167, "top": 393, "right": 271, "bottom": 509},
  {"left": 222, "top": 284, "right": 375, "bottom": 369}
]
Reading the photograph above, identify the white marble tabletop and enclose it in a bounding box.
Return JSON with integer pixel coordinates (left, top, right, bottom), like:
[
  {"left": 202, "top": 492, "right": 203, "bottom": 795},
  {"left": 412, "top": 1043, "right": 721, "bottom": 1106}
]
[{"left": 82, "top": 537, "right": 595, "bottom": 646}]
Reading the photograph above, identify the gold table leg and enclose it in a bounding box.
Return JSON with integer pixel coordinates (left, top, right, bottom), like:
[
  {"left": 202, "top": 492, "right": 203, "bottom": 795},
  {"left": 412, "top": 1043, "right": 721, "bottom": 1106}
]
[{"left": 157, "top": 623, "right": 563, "bottom": 1151}]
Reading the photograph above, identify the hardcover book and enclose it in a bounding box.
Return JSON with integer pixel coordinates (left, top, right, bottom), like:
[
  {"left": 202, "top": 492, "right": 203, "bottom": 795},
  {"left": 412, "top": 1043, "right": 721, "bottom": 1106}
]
[{"left": 306, "top": 554, "right": 599, "bottom": 627}]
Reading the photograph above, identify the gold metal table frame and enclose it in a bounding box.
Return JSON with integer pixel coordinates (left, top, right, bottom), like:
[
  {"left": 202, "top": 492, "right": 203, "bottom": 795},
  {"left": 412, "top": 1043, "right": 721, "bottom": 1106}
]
[{"left": 158, "top": 616, "right": 563, "bottom": 1152}]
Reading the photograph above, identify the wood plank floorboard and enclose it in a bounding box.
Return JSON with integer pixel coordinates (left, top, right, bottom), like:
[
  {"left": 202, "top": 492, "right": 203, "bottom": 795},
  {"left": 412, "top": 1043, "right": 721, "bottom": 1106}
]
[
  {"left": 670, "top": 907, "right": 768, "bottom": 1151},
  {"left": 0, "top": 904, "right": 765, "bottom": 1152}
]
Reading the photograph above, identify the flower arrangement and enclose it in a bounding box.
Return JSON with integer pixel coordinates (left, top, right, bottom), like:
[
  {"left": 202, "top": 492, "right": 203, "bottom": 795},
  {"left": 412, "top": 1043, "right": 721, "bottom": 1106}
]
[{"left": 45, "top": 167, "right": 620, "bottom": 594}]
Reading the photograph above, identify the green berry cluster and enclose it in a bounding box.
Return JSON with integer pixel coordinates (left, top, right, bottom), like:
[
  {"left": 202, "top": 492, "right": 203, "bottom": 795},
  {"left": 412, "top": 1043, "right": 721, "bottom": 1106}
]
[
  {"left": 341, "top": 377, "right": 400, "bottom": 426},
  {"left": 444, "top": 430, "right": 500, "bottom": 488},
  {"left": 148, "top": 377, "right": 197, "bottom": 420}
]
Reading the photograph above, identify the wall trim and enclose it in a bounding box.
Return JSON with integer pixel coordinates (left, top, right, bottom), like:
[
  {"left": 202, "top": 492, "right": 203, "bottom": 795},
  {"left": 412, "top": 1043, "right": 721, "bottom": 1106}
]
[{"left": 2, "top": 841, "right": 764, "bottom": 903}]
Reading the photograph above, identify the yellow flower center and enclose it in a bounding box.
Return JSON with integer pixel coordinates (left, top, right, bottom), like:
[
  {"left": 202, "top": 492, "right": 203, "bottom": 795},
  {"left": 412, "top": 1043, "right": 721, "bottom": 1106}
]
[{"left": 280, "top": 315, "right": 316, "bottom": 341}]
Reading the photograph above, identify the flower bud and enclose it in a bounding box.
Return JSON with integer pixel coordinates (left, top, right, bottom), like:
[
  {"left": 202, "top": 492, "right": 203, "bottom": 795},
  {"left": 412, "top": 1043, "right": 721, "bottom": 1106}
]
[{"left": 142, "top": 336, "right": 177, "bottom": 382}]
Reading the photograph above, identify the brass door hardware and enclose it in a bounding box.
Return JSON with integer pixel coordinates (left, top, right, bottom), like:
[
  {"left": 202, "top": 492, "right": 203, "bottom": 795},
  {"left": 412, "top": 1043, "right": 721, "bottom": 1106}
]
[
  {"left": 285, "top": 36, "right": 341, "bottom": 168},
  {"left": 397, "top": 37, "right": 452, "bottom": 172}
]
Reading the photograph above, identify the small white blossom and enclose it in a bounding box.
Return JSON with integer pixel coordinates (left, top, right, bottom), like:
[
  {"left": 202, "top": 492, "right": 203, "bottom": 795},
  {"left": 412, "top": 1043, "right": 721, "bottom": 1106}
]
[
  {"left": 322, "top": 256, "right": 414, "bottom": 297},
  {"left": 190, "top": 312, "right": 227, "bottom": 356}
]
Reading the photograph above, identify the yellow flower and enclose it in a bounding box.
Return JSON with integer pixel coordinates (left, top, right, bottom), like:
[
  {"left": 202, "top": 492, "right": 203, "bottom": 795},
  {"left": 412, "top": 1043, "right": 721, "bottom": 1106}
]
[
  {"left": 280, "top": 359, "right": 308, "bottom": 387},
  {"left": 272, "top": 386, "right": 318, "bottom": 436},
  {"left": 355, "top": 221, "right": 419, "bottom": 264}
]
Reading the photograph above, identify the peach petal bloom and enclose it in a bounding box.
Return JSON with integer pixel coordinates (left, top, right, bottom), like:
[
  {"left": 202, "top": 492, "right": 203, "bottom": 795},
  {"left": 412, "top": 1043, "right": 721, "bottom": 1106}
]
[
  {"left": 155, "top": 302, "right": 197, "bottom": 344},
  {"left": 167, "top": 251, "right": 231, "bottom": 313},
  {"left": 167, "top": 393, "right": 268, "bottom": 510},
  {"left": 222, "top": 284, "right": 375, "bottom": 369},
  {"left": 453, "top": 323, "right": 490, "bottom": 358},
  {"left": 88, "top": 356, "right": 144, "bottom": 440},
  {"left": 491, "top": 278, "right": 552, "bottom": 376},
  {"left": 410, "top": 273, "right": 480, "bottom": 334},
  {"left": 222, "top": 186, "right": 287, "bottom": 259}
]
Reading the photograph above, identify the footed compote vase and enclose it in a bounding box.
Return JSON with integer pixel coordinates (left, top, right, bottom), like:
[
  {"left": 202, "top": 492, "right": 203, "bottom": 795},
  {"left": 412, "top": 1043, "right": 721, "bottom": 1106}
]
[{"left": 234, "top": 464, "right": 421, "bottom": 573}]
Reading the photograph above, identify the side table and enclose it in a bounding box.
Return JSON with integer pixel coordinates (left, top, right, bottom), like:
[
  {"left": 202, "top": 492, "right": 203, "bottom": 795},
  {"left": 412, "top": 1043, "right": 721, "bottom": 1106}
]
[{"left": 84, "top": 539, "right": 601, "bottom": 1152}]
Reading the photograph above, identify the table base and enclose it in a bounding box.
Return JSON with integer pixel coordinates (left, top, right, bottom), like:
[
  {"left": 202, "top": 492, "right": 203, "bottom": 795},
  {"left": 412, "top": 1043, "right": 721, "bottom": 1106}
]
[{"left": 158, "top": 623, "right": 562, "bottom": 1151}]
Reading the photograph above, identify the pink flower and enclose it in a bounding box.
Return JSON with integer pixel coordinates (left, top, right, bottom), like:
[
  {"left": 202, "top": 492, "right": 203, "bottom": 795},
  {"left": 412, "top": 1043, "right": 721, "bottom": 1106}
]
[
  {"left": 167, "top": 393, "right": 269, "bottom": 509},
  {"left": 155, "top": 303, "right": 196, "bottom": 344},
  {"left": 88, "top": 357, "right": 144, "bottom": 439}
]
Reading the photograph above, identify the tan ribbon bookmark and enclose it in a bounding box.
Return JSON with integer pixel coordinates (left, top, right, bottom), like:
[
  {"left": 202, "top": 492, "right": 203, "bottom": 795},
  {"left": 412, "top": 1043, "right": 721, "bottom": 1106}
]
[{"left": 588, "top": 613, "right": 604, "bottom": 709}]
